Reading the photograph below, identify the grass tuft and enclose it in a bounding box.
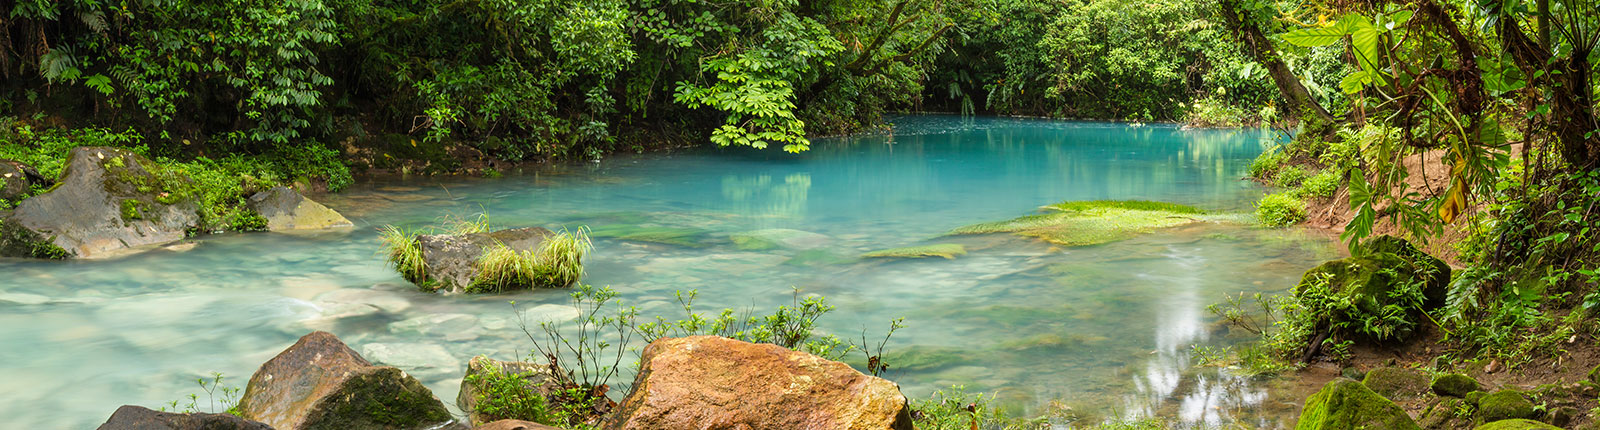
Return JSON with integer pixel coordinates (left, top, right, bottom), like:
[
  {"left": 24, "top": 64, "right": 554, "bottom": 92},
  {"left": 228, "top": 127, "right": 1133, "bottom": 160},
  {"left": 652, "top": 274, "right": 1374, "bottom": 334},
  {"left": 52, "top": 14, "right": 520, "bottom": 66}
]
[
  {"left": 468, "top": 228, "right": 592, "bottom": 293},
  {"left": 380, "top": 225, "right": 428, "bottom": 285}
]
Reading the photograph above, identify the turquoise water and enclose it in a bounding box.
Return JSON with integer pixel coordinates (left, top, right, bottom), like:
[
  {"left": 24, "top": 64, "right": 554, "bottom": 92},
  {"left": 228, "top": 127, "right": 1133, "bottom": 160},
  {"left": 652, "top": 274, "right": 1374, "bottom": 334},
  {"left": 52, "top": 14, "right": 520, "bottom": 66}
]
[{"left": 0, "top": 116, "right": 1338, "bottom": 428}]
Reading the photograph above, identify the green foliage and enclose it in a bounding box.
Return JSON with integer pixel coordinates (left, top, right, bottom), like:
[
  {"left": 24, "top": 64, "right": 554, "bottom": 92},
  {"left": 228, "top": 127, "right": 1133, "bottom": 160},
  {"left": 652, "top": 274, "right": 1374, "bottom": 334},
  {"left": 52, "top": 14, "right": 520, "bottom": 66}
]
[
  {"left": 160, "top": 372, "right": 242, "bottom": 416},
  {"left": 379, "top": 226, "right": 427, "bottom": 286},
  {"left": 1249, "top": 148, "right": 1286, "bottom": 179},
  {"left": 461, "top": 361, "right": 576, "bottom": 426},
  {"left": 1255, "top": 192, "right": 1305, "bottom": 227},
  {"left": 633, "top": 289, "right": 857, "bottom": 360},
  {"left": 1275, "top": 165, "right": 1309, "bottom": 188},
  {"left": 910, "top": 386, "right": 1040, "bottom": 430},
  {"left": 1297, "top": 169, "right": 1340, "bottom": 199},
  {"left": 468, "top": 228, "right": 593, "bottom": 293}
]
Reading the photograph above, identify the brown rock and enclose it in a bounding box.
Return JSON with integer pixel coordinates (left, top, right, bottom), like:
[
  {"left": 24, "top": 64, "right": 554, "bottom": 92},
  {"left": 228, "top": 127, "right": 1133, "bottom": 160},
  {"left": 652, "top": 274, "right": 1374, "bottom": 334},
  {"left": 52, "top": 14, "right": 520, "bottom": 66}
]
[
  {"left": 236, "top": 331, "right": 456, "bottom": 430},
  {"left": 96, "top": 405, "right": 272, "bottom": 430},
  {"left": 246, "top": 187, "right": 352, "bottom": 231},
  {"left": 475, "top": 420, "right": 565, "bottom": 430},
  {"left": 458, "top": 356, "right": 563, "bottom": 426},
  {"left": 605, "top": 336, "right": 914, "bottom": 430}
]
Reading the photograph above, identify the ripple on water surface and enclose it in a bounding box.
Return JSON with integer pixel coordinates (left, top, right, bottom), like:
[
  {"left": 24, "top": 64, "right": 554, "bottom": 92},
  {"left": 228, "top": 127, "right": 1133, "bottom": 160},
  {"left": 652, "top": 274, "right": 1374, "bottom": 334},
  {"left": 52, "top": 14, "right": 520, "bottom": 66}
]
[{"left": 0, "top": 116, "right": 1337, "bottom": 429}]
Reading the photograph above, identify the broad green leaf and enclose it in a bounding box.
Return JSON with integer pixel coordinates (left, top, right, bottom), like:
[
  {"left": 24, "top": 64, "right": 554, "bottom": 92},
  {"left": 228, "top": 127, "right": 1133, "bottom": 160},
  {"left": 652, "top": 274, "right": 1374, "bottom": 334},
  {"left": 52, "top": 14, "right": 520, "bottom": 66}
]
[
  {"left": 1281, "top": 25, "right": 1348, "bottom": 47},
  {"left": 1340, "top": 70, "right": 1371, "bottom": 94}
]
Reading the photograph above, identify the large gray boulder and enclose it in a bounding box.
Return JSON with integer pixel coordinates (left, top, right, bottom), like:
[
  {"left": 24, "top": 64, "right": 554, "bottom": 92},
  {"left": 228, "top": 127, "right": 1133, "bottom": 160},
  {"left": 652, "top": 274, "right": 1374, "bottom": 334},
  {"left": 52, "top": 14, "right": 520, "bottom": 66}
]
[
  {"left": 0, "top": 147, "right": 199, "bottom": 258},
  {"left": 0, "top": 159, "right": 47, "bottom": 202},
  {"left": 96, "top": 405, "right": 272, "bottom": 430},
  {"left": 412, "top": 227, "right": 557, "bottom": 293},
  {"left": 236, "top": 331, "right": 457, "bottom": 430},
  {"left": 246, "top": 187, "right": 352, "bottom": 231}
]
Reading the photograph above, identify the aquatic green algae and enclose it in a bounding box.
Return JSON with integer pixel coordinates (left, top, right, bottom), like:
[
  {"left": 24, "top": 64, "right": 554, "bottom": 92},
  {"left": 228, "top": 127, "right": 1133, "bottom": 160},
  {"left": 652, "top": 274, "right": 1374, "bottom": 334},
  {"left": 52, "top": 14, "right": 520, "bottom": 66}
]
[
  {"left": 948, "top": 200, "right": 1227, "bottom": 246},
  {"left": 861, "top": 244, "right": 966, "bottom": 259}
]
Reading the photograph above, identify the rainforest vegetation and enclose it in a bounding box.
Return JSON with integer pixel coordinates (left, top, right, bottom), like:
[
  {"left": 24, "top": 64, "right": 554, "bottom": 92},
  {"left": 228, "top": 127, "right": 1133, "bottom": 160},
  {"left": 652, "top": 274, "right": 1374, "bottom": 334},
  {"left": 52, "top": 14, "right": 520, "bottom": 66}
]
[{"left": 5, "top": 0, "right": 1600, "bottom": 427}]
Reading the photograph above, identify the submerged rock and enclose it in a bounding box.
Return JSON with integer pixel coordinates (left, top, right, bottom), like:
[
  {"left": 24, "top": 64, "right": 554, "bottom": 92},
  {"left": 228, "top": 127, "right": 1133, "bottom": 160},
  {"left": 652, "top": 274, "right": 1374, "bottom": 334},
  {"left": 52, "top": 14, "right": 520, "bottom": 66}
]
[
  {"left": 96, "top": 405, "right": 272, "bottom": 430},
  {"left": 1295, "top": 378, "right": 1420, "bottom": 430},
  {"left": 730, "top": 229, "right": 830, "bottom": 251},
  {"left": 247, "top": 186, "right": 353, "bottom": 231},
  {"left": 236, "top": 331, "right": 455, "bottom": 430},
  {"left": 861, "top": 244, "right": 966, "bottom": 260},
  {"left": 1363, "top": 367, "right": 1430, "bottom": 400},
  {"left": 0, "top": 159, "right": 47, "bottom": 201},
  {"left": 458, "top": 356, "right": 563, "bottom": 426},
  {"left": 605, "top": 335, "right": 914, "bottom": 430},
  {"left": 1, "top": 147, "right": 199, "bottom": 258}
]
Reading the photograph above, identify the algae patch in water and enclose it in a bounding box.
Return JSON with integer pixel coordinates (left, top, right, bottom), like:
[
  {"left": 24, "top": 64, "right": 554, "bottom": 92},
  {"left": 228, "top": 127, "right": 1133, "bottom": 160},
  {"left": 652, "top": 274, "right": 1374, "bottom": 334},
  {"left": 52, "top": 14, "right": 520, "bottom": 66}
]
[
  {"left": 586, "top": 224, "right": 710, "bottom": 248},
  {"left": 949, "top": 200, "right": 1226, "bottom": 246},
  {"left": 861, "top": 243, "right": 966, "bottom": 259}
]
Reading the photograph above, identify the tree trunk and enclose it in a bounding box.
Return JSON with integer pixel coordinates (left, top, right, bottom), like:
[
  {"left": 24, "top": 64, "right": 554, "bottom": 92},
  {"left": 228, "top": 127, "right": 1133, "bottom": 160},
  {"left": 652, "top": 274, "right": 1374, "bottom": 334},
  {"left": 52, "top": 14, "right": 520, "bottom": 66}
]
[
  {"left": 1216, "top": 0, "right": 1337, "bottom": 131},
  {"left": 1496, "top": 16, "right": 1599, "bottom": 168}
]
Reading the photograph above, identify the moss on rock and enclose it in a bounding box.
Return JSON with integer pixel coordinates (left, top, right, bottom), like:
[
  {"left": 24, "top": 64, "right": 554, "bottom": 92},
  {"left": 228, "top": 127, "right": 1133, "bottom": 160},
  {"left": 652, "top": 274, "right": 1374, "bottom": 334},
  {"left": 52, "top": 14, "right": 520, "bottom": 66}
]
[
  {"left": 861, "top": 244, "right": 966, "bottom": 259},
  {"left": 1288, "top": 235, "right": 1451, "bottom": 345},
  {"left": 1476, "top": 390, "right": 1537, "bottom": 423},
  {"left": 1432, "top": 373, "right": 1480, "bottom": 398},
  {"left": 1295, "top": 378, "right": 1420, "bottom": 430},
  {"left": 1362, "top": 367, "right": 1430, "bottom": 400},
  {"left": 949, "top": 200, "right": 1218, "bottom": 246},
  {"left": 1472, "top": 419, "right": 1560, "bottom": 430}
]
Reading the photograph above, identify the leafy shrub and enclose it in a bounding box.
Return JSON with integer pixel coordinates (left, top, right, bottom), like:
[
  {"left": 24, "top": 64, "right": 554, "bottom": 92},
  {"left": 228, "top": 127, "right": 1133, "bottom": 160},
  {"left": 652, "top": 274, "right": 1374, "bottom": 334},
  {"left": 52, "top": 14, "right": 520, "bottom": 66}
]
[
  {"left": 1298, "top": 169, "right": 1340, "bottom": 198},
  {"left": 1184, "top": 96, "right": 1255, "bottom": 127},
  {"left": 1248, "top": 148, "right": 1286, "bottom": 179},
  {"left": 462, "top": 362, "right": 557, "bottom": 424},
  {"left": 910, "top": 386, "right": 1036, "bottom": 430},
  {"left": 1274, "top": 165, "right": 1308, "bottom": 188},
  {"left": 1256, "top": 192, "right": 1306, "bottom": 227}
]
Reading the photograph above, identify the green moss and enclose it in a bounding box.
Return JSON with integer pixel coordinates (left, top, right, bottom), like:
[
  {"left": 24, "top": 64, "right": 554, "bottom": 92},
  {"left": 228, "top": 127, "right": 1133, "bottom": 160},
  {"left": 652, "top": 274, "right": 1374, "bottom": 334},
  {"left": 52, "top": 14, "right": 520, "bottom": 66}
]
[
  {"left": 1295, "top": 378, "right": 1420, "bottom": 430},
  {"left": 950, "top": 200, "right": 1214, "bottom": 247},
  {"left": 119, "top": 198, "right": 144, "bottom": 221},
  {"left": 1432, "top": 373, "right": 1480, "bottom": 398},
  {"left": 730, "top": 233, "right": 780, "bottom": 251},
  {"left": 303, "top": 368, "right": 451, "bottom": 430},
  {"left": 0, "top": 218, "right": 71, "bottom": 259},
  {"left": 1475, "top": 390, "right": 1536, "bottom": 423},
  {"left": 861, "top": 244, "right": 966, "bottom": 259},
  {"left": 1361, "top": 367, "right": 1429, "bottom": 400},
  {"left": 587, "top": 224, "right": 708, "bottom": 248},
  {"left": 1473, "top": 419, "right": 1561, "bottom": 430}
]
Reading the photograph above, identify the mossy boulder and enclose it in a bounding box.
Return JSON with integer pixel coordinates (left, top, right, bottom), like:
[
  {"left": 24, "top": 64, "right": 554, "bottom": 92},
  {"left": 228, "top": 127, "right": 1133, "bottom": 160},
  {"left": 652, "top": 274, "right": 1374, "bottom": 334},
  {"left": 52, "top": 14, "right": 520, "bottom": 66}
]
[
  {"left": 1419, "top": 397, "right": 1470, "bottom": 429},
  {"left": 949, "top": 200, "right": 1216, "bottom": 246},
  {"left": 1472, "top": 419, "right": 1560, "bottom": 430},
  {"left": 1295, "top": 378, "right": 1421, "bottom": 430},
  {"left": 1291, "top": 235, "right": 1451, "bottom": 343},
  {"left": 237, "top": 331, "right": 456, "bottom": 430},
  {"left": 0, "top": 147, "right": 200, "bottom": 258},
  {"left": 457, "top": 356, "right": 563, "bottom": 427},
  {"left": 0, "top": 159, "right": 48, "bottom": 202},
  {"left": 246, "top": 187, "right": 353, "bottom": 231},
  {"left": 1475, "top": 390, "right": 1537, "bottom": 423},
  {"left": 96, "top": 405, "right": 273, "bottom": 430},
  {"left": 1363, "top": 367, "right": 1431, "bottom": 400},
  {"left": 1432, "top": 373, "right": 1480, "bottom": 398}
]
